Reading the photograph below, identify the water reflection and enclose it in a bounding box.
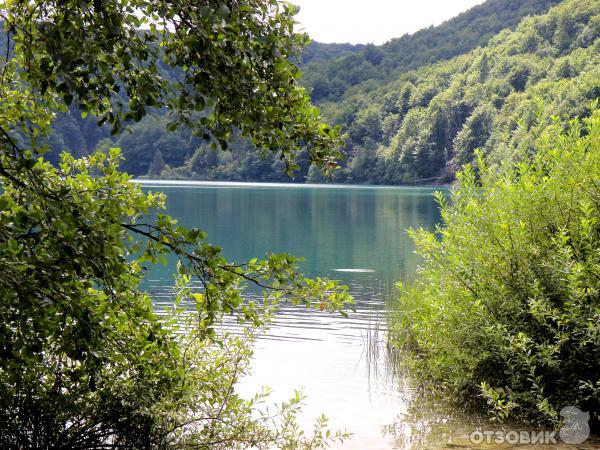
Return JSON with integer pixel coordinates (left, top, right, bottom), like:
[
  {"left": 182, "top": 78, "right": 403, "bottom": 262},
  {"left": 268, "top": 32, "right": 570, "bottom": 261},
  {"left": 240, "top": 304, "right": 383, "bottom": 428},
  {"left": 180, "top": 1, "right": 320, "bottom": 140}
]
[
  {"left": 385, "top": 405, "right": 600, "bottom": 449},
  {"left": 139, "top": 182, "right": 443, "bottom": 448},
  {"left": 141, "top": 183, "right": 441, "bottom": 284},
  {"left": 139, "top": 182, "right": 600, "bottom": 448}
]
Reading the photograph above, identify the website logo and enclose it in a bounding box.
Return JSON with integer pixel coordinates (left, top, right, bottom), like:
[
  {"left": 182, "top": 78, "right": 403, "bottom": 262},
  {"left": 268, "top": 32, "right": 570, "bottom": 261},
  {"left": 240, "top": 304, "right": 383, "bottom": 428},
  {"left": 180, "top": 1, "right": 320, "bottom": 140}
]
[{"left": 559, "top": 406, "right": 590, "bottom": 445}]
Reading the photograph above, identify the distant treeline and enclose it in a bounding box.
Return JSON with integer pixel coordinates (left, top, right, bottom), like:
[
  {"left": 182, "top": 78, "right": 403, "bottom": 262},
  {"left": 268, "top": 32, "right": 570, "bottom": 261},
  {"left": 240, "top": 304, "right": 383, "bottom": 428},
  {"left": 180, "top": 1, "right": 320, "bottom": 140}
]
[{"left": 36, "top": 0, "right": 599, "bottom": 184}]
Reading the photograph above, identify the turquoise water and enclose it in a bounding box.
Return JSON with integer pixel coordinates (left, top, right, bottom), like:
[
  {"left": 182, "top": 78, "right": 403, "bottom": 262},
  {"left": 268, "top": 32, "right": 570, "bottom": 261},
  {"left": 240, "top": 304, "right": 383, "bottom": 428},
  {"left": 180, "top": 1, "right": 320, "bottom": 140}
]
[
  {"left": 139, "top": 181, "right": 441, "bottom": 281},
  {"left": 133, "top": 181, "right": 600, "bottom": 450},
  {"left": 138, "top": 181, "right": 442, "bottom": 449}
]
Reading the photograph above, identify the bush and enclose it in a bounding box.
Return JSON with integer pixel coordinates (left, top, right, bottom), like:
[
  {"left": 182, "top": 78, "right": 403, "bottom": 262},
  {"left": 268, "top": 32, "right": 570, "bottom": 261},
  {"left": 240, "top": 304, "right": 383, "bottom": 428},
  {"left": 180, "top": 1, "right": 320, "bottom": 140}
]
[{"left": 389, "top": 105, "right": 600, "bottom": 428}]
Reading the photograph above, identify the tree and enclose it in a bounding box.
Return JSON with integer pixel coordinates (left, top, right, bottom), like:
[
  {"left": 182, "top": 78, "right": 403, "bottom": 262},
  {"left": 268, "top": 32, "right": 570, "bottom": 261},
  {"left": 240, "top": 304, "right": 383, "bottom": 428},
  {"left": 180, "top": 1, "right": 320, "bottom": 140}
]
[
  {"left": 34, "top": 0, "right": 594, "bottom": 185},
  {"left": 338, "top": 0, "right": 600, "bottom": 185},
  {"left": 554, "top": 13, "right": 576, "bottom": 53},
  {"left": 0, "top": 1, "right": 352, "bottom": 447},
  {"left": 148, "top": 149, "right": 166, "bottom": 177},
  {"left": 451, "top": 103, "right": 496, "bottom": 169},
  {"left": 7, "top": 0, "right": 344, "bottom": 173}
]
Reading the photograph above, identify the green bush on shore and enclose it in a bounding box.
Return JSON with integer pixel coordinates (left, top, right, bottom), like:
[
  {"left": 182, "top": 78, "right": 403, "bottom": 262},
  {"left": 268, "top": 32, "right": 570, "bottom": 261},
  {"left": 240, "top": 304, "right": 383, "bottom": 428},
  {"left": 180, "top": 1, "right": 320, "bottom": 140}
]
[{"left": 389, "top": 104, "right": 600, "bottom": 429}]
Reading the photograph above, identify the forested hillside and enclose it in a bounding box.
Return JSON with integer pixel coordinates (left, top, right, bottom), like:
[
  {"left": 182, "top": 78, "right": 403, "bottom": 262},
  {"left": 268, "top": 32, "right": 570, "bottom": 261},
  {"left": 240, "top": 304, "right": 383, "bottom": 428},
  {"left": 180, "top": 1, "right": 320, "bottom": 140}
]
[
  {"left": 301, "top": 0, "right": 562, "bottom": 102},
  {"left": 328, "top": 0, "right": 600, "bottom": 184},
  {"left": 300, "top": 41, "right": 363, "bottom": 65},
  {"left": 44, "top": 0, "right": 599, "bottom": 184}
]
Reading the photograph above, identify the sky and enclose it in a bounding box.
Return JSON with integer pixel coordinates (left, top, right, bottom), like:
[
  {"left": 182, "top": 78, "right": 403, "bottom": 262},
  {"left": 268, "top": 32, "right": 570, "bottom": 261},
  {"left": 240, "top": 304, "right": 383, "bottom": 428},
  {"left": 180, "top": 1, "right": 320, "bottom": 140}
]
[{"left": 292, "top": 0, "right": 487, "bottom": 45}]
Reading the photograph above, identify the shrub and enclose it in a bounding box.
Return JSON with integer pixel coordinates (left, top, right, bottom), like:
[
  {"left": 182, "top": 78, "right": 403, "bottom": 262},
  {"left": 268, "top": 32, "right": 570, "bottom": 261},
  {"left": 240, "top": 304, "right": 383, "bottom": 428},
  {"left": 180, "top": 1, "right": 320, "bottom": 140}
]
[{"left": 389, "top": 104, "right": 600, "bottom": 428}]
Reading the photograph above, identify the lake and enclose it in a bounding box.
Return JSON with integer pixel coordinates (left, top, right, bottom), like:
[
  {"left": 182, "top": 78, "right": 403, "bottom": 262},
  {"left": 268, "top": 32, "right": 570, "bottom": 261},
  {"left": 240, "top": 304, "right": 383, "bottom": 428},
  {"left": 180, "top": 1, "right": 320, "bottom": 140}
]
[
  {"left": 136, "top": 181, "right": 600, "bottom": 449},
  {"left": 138, "top": 180, "right": 442, "bottom": 449}
]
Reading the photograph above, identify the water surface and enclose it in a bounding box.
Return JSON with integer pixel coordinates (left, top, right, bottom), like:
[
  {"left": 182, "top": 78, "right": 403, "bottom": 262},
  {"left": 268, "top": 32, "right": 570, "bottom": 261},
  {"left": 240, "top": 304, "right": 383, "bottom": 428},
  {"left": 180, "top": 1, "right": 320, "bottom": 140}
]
[
  {"left": 140, "top": 181, "right": 443, "bottom": 448},
  {"left": 138, "top": 181, "right": 600, "bottom": 449}
]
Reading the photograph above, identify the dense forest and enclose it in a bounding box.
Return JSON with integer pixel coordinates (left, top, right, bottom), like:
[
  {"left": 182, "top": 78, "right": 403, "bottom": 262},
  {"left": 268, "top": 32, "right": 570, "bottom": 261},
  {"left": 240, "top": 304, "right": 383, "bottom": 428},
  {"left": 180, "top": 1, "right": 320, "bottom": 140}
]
[
  {"left": 328, "top": 0, "right": 600, "bottom": 184},
  {"left": 301, "top": 0, "right": 563, "bottom": 102},
  {"left": 44, "top": 0, "right": 599, "bottom": 184}
]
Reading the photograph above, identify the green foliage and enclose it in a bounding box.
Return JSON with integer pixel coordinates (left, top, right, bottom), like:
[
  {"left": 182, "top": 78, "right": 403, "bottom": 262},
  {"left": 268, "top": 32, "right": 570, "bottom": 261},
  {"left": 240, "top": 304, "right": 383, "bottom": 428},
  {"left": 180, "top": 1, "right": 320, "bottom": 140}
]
[
  {"left": 148, "top": 149, "right": 166, "bottom": 178},
  {"left": 0, "top": 1, "right": 353, "bottom": 447},
  {"left": 97, "top": 115, "right": 201, "bottom": 176},
  {"left": 332, "top": 0, "right": 600, "bottom": 185},
  {"left": 300, "top": 41, "right": 363, "bottom": 65},
  {"left": 37, "top": 0, "right": 573, "bottom": 184},
  {"left": 301, "top": 0, "right": 562, "bottom": 102},
  {"left": 389, "top": 107, "right": 600, "bottom": 427},
  {"left": 88, "top": 0, "right": 599, "bottom": 186},
  {"left": 0, "top": 148, "right": 352, "bottom": 447},
  {"left": 451, "top": 103, "right": 496, "bottom": 170},
  {"left": 5, "top": 0, "right": 344, "bottom": 176}
]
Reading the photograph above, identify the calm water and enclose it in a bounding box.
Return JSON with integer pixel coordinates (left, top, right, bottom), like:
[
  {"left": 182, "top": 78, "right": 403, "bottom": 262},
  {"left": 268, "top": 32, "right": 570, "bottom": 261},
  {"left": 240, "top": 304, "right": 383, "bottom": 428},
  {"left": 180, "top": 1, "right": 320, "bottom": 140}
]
[
  {"left": 138, "top": 181, "right": 441, "bottom": 449},
  {"left": 136, "top": 181, "right": 600, "bottom": 449}
]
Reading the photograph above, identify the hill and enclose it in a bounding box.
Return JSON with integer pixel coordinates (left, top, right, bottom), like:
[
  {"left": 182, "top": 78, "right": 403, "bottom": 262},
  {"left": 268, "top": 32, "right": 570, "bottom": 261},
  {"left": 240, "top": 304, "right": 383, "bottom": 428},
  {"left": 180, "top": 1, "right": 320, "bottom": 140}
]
[
  {"left": 301, "top": 0, "right": 563, "bottom": 102},
  {"left": 42, "top": 0, "right": 598, "bottom": 184},
  {"left": 321, "top": 0, "right": 599, "bottom": 184}
]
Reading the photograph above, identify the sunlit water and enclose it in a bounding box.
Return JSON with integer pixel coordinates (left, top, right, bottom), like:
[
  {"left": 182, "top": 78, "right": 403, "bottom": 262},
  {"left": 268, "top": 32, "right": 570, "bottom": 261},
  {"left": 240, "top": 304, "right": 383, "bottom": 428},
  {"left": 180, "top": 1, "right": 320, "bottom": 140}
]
[
  {"left": 135, "top": 181, "right": 439, "bottom": 448},
  {"left": 135, "top": 181, "right": 599, "bottom": 449}
]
